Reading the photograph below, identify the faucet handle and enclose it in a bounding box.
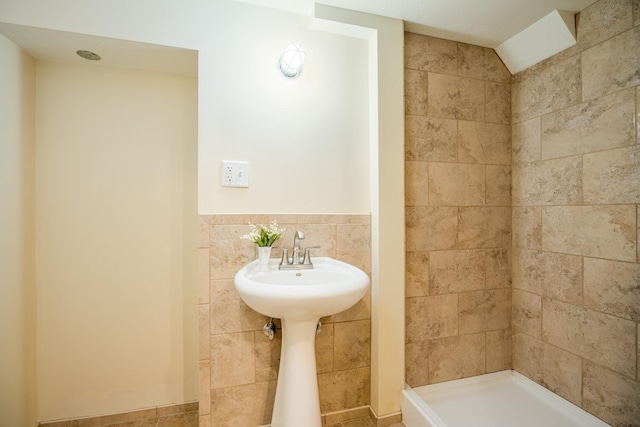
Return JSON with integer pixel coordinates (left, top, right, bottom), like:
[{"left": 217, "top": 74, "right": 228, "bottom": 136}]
[
  {"left": 302, "top": 246, "right": 320, "bottom": 265},
  {"left": 280, "top": 247, "right": 291, "bottom": 266}
]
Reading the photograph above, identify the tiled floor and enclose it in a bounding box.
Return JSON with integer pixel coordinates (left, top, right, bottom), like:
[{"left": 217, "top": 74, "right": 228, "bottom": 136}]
[
  {"left": 39, "top": 406, "right": 198, "bottom": 427},
  {"left": 326, "top": 417, "right": 405, "bottom": 427},
  {"left": 41, "top": 409, "right": 403, "bottom": 427}
]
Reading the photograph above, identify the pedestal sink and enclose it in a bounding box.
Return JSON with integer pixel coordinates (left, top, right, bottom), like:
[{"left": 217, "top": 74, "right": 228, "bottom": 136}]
[{"left": 234, "top": 257, "right": 370, "bottom": 427}]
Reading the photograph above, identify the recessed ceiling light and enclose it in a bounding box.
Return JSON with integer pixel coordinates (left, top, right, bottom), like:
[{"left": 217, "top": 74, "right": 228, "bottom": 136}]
[{"left": 76, "top": 50, "right": 101, "bottom": 61}]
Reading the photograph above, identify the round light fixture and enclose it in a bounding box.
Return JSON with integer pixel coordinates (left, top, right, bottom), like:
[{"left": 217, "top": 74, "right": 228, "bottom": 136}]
[
  {"left": 76, "top": 50, "right": 101, "bottom": 61},
  {"left": 279, "top": 44, "right": 305, "bottom": 78}
]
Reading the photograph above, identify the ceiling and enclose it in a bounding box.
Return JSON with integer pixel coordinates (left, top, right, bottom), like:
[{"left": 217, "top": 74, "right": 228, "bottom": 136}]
[
  {"left": 0, "top": 0, "right": 598, "bottom": 77},
  {"left": 236, "top": 0, "right": 598, "bottom": 48},
  {"left": 0, "top": 22, "right": 198, "bottom": 77}
]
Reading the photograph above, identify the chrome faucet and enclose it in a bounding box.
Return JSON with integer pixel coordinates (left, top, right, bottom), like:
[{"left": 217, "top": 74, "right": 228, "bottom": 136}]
[
  {"left": 279, "top": 230, "right": 319, "bottom": 270},
  {"left": 292, "top": 230, "right": 305, "bottom": 264}
]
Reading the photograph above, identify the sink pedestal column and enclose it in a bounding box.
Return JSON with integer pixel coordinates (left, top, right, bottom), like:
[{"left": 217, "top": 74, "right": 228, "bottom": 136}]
[{"left": 271, "top": 318, "right": 322, "bottom": 427}]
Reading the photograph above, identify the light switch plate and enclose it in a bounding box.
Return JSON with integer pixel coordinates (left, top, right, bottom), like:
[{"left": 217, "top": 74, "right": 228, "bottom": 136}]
[{"left": 221, "top": 160, "right": 249, "bottom": 187}]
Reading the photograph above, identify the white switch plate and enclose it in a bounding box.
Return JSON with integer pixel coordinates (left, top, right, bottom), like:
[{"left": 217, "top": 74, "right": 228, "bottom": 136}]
[{"left": 221, "top": 160, "right": 249, "bottom": 187}]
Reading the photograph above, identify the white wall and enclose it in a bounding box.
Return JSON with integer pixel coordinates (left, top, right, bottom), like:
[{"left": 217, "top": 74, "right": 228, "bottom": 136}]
[
  {"left": 0, "top": 34, "right": 38, "bottom": 427},
  {"left": 35, "top": 62, "right": 198, "bottom": 420},
  {"left": 198, "top": 3, "right": 370, "bottom": 213},
  {"left": 0, "top": 0, "right": 370, "bottom": 215}
]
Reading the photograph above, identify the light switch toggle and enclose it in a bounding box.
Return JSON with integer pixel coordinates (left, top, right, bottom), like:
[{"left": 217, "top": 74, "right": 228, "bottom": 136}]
[{"left": 221, "top": 160, "right": 249, "bottom": 187}]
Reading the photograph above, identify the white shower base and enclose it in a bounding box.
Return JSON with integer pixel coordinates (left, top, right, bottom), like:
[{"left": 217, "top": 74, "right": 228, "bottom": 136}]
[{"left": 401, "top": 370, "right": 610, "bottom": 427}]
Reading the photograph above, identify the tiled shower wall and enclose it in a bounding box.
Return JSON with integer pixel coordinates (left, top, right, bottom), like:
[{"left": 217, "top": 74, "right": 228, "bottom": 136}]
[
  {"left": 511, "top": 0, "right": 640, "bottom": 425},
  {"left": 198, "top": 214, "right": 371, "bottom": 427},
  {"left": 405, "top": 0, "right": 640, "bottom": 425},
  {"left": 403, "top": 33, "right": 513, "bottom": 385}
]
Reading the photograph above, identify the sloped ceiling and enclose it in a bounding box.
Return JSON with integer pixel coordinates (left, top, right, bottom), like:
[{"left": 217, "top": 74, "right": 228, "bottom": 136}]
[{"left": 236, "top": 0, "right": 598, "bottom": 48}]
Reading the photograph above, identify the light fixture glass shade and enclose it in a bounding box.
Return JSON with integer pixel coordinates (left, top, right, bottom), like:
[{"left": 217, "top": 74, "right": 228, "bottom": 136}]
[{"left": 279, "top": 44, "right": 305, "bottom": 78}]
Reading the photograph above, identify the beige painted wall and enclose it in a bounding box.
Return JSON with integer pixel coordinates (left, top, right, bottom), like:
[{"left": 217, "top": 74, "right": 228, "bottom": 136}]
[
  {"left": 35, "top": 61, "right": 198, "bottom": 421},
  {"left": 0, "top": 34, "right": 38, "bottom": 427}
]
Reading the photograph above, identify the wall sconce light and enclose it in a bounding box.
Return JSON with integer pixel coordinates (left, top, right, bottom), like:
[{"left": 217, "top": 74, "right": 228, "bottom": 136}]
[{"left": 279, "top": 44, "right": 306, "bottom": 78}]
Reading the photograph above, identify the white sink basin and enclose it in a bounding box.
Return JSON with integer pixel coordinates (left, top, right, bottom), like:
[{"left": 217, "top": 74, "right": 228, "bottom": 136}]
[
  {"left": 234, "top": 256, "right": 369, "bottom": 426},
  {"left": 233, "top": 256, "right": 369, "bottom": 320}
]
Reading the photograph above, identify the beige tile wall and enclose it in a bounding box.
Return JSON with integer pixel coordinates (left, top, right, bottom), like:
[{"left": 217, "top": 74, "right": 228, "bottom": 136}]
[
  {"left": 511, "top": 0, "right": 640, "bottom": 425},
  {"left": 404, "top": 32, "right": 513, "bottom": 387},
  {"left": 406, "top": 1, "right": 640, "bottom": 425},
  {"left": 198, "top": 214, "right": 371, "bottom": 427}
]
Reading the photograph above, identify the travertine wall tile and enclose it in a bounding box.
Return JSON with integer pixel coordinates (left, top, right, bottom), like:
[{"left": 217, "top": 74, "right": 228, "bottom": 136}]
[
  {"left": 542, "top": 298, "right": 637, "bottom": 378},
  {"left": 459, "top": 289, "right": 511, "bottom": 334},
  {"left": 485, "top": 248, "right": 511, "bottom": 289},
  {"left": 486, "top": 166, "right": 511, "bottom": 206},
  {"left": 512, "top": 249, "right": 582, "bottom": 305},
  {"left": 458, "top": 206, "right": 511, "bottom": 249},
  {"left": 199, "top": 304, "right": 210, "bottom": 360},
  {"left": 485, "top": 81, "right": 511, "bottom": 125},
  {"left": 406, "top": 207, "right": 458, "bottom": 251},
  {"left": 513, "top": 333, "right": 582, "bottom": 407},
  {"left": 512, "top": 333, "right": 542, "bottom": 382},
  {"left": 198, "top": 217, "right": 210, "bottom": 248},
  {"left": 512, "top": 118, "right": 540, "bottom": 164},
  {"left": 583, "top": 361, "right": 640, "bottom": 426},
  {"left": 209, "top": 225, "right": 254, "bottom": 280},
  {"left": 337, "top": 223, "right": 371, "bottom": 273},
  {"left": 405, "top": 32, "right": 511, "bottom": 389},
  {"left": 334, "top": 320, "right": 370, "bottom": 370},
  {"left": 457, "top": 121, "right": 511, "bottom": 165},
  {"left": 428, "top": 249, "right": 485, "bottom": 294},
  {"left": 512, "top": 55, "right": 581, "bottom": 123},
  {"left": 584, "top": 257, "right": 640, "bottom": 321},
  {"left": 203, "top": 214, "right": 372, "bottom": 425},
  {"left": 405, "top": 161, "right": 429, "bottom": 206},
  {"left": 429, "top": 333, "right": 485, "bottom": 383},
  {"left": 542, "top": 205, "right": 637, "bottom": 261},
  {"left": 541, "top": 88, "right": 636, "bottom": 159},
  {"left": 540, "top": 343, "right": 583, "bottom": 406},
  {"left": 405, "top": 33, "right": 457, "bottom": 73},
  {"left": 428, "top": 162, "right": 485, "bottom": 206},
  {"left": 210, "top": 381, "right": 276, "bottom": 427},
  {"left": 254, "top": 331, "right": 281, "bottom": 382},
  {"left": 317, "top": 367, "right": 369, "bottom": 413},
  {"left": 325, "top": 288, "right": 371, "bottom": 323},
  {"left": 574, "top": 0, "right": 634, "bottom": 52},
  {"left": 405, "top": 69, "right": 428, "bottom": 116},
  {"left": 457, "top": 44, "right": 511, "bottom": 83},
  {"left": 210, "top": 279, "right": 264, "bottom": 334},
  {"left": 406, "top": 251, "right": 429, "bottom": 297},
  {"left": 634, "top": 0, "right": 640, "bottom": 26},
  {"left": 486, "top": 329, "right": 511, "bottom": 372},
  {"left": 210, "top": 332, "right": 255, "bottom": 389},
  {"left": 583, "top": 145, "right": 640, "bottom": 204},
  {"left": 428, "top": 73, "right": 485, "bottom": 121},
  {"left": 315, "top": 323, "right": 334, "bottom": 374},
  {"left": 637, "top": 87, "right": 640, "bottom": 145},
  {"left": 512, "top": 290, "right": 541, "bottom": 337},
  {"left": 512, "top": 156, "right": 582, "bottom": 206},
  {"left": 405, "top": 115, "right": 458, "bottom": 162},
  {"left": 200, "top": 414, "right": 211, "bottom": 427},
  {"left": 406, "top": 295, "right": 458, "bottom": 341},
  {"left": 582, "top": 27, "right": 640, "bottom": 100},
  {"left": 512, "top": 207, "right": 542, "bottom": 250},
  {"left": 198, "top": 248, "right": 210, "bottom": 304},
  {"left": 405, "top": 340, "right": 429, "bottom": 387},
  {"left": 199, "top": 361, "right": 211, "bottom": 416}
]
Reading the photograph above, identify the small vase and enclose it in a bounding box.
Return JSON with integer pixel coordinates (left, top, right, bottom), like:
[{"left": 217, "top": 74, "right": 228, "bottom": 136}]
[{"left": 257, "top": 246, "right": 272, "bottom": 272}]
